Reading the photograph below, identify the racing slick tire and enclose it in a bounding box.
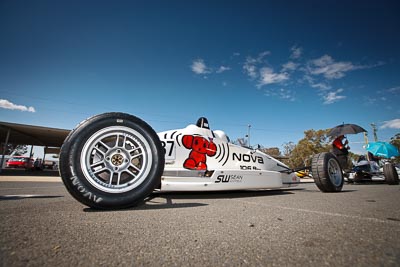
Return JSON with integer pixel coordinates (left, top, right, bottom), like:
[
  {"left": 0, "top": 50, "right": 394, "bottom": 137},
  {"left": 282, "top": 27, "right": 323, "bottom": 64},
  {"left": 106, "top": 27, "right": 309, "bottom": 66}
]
[
  {"left": 312, "top": 152, "right": 344, "bottom": 192},
  {"left": 353, "top": 172, "right": 364, "bottom": 183},
  {"left": 383, "top": 163, "right": 399, "bottom": 185},
  {"left": 59, "top": 112, "right": 165, "bottom": 209}
]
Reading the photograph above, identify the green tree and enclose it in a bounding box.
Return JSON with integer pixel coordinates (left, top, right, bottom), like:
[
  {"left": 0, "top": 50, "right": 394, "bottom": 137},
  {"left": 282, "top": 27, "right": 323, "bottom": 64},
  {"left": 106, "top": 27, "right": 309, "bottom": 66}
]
[
  {"left": 0, "top": 144, "right": 28, "bottom": 156},
  {"left": 12, "top": 145, "right": 28, "bottom": 156},
  {"left": 260, "top": 147, "right": 281, "bottom": 158},
  {"left": 281, "top": 142, "right": 295, "bottom": 167},
  {"left": 390, "top": 133, "right": 400, "bottom": 163},
  {"left": 282, "top": 141, "right": 295, "bottom": 157},
  {"left": 287, "top": 129, "right": 331, "bottom": 169},
  {"left": 390, "top": 133, "right": 400, "bottom": 147}
]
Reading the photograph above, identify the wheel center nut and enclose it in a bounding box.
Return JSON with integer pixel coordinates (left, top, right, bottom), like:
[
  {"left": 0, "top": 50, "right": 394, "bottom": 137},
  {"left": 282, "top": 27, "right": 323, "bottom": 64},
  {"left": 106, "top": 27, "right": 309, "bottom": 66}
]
[{"left": 111, "top": 154, "right": 124, "bottom": 166}]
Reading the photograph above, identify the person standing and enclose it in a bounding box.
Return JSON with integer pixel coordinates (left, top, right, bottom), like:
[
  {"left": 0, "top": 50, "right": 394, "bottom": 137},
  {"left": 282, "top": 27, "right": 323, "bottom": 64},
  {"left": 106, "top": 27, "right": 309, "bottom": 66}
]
[
  {"left": 331, "top": 135, "right": 350, "bottom": 170},
  {"left": 332, "top": 135, "right": 350, "bottom": 155}
]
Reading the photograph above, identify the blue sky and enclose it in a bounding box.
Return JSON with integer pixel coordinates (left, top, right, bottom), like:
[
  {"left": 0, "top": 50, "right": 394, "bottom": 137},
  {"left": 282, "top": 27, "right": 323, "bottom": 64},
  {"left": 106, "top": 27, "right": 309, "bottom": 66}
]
[{"left": 1, "top": 0, "right": 399, "bottom": 155}]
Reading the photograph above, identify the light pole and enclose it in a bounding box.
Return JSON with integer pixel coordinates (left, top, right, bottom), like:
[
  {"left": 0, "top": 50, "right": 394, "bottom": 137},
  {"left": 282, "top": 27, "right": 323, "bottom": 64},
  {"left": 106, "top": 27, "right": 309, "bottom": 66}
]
[
  {"left": 370, "top": 123, "right": 378, "bottom": 142},
  {"left": 247, "top": 124, "right": 251, "bottom": 147}
]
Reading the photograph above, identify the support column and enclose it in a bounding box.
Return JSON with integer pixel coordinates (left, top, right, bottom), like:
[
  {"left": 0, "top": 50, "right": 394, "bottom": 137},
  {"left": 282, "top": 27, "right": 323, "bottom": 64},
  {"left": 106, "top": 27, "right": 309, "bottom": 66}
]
[{"left": 0, "top": 129, "right": 11, "bottom": 173}]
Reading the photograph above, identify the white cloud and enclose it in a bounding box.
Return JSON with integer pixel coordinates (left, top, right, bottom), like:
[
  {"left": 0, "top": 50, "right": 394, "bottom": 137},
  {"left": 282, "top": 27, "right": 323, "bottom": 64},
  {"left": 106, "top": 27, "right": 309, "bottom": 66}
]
[
  {"left": 243, "top": 58, "right": 258, "bottom": 79},
  {"left": 308, "top": 55, "right": 357, "bottom": 79},
  {"left": 282, "top": 61, "right": 298, "bottom": 71},
  {"left": 303, "top": 73, "right": 332, "bottom": 91},
  {"left": 0, "top": 99, "right": 36, "bottom": 112},
  {"left": 191, "top": 59, "right": 211, "bottom": 75},
  {"left": 257, "top": 51, "right": 271, "bottom": 60},
  {"left": 290, "top": 45, "right": 302, "bottom": 59},
  {"left": 312, "top": 55, "right": 334, "bottom": 67},
  {"left": 264, "top": 88, "right": 295, "bottom": 101},
  {"left": 258, "top": 67, "right": 289, "bottom": 87},
  {"left": 278, "top": 88, "right": 296, "bottom": 101},
  {"left": 191, "top": 59, "right": 231, "bottom": 76},
  {"left": 307, "top": 55, "right": 384, "bottom": 80},
  {"left": 191, "top": 48, "right": 385, "bottom": 104},
  {"left": 311, "top": 82, "right": 331, "bottom": 91},
  {"left": 243, "top": 51, "right": 271, "bottom": 80},
  {"left": 380, "top": 119, "right": 400, "bottom": 129},
  {"left": 216, "top": 66, "right": 231, "bottom": 73},
  {"left": 387, "top": 86, "right": 400, "bottom": 94},
  {"left": 323, "top": 89, "right": 346, "bottom": 104},
  {"left": 363, "top": 96, "right": 378, "bottom": 105}
]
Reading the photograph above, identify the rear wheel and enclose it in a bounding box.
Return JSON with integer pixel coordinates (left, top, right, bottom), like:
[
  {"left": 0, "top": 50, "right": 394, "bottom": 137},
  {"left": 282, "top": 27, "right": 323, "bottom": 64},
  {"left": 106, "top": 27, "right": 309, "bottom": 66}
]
[
  {"left": 59, "top": 112, "right": 164, "bottom": 209},
  {"left": 383, "top": 163, "right": 399, "bottom": 185},
  {"left": 354, "top": 172, "right": 364, "bottom": 183},
  {"left": 312, "top": 152, "right": 344, "bottom": 192}
]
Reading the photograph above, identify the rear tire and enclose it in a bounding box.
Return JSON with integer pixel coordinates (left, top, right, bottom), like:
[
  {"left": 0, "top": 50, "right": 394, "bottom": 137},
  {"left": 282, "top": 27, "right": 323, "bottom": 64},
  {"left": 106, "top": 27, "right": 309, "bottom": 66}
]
[
  {"left": 59, "top": 112, "right": 164, "bottom": 209},
  {"left": 383, "top": 163, "right": 399, "bottom": 185},
  {"left": 312, "top": 152, "right": 344, "bottom": 192},
  {"left": 354, "top": 172, "right": 363, "bottom": 183}
]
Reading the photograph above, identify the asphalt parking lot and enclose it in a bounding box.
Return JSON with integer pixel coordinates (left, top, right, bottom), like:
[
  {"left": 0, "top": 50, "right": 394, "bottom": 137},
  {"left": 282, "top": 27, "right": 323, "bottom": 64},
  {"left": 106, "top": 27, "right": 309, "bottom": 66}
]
[{"left": 0, "top": 173, "right": 399, "bottom": 267}]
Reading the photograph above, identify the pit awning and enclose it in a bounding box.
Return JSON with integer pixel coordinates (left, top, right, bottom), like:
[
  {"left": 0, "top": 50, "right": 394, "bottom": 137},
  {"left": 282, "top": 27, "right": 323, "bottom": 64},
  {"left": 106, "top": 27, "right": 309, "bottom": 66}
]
[{"left": 0, "top": 121, "right": 70, "bottom": 148}]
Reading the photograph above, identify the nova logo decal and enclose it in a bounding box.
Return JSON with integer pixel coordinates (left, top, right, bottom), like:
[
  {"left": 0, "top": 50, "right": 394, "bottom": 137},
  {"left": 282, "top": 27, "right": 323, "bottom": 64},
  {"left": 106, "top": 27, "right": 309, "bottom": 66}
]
[{"left": 232, "top": 153, "right": 264, "bottom": 164}]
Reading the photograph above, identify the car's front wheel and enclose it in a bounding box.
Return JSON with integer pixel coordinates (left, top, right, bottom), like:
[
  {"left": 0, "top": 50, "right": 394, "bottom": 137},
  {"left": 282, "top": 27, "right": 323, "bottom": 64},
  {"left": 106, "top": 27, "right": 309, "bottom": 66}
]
[
  {"left": 59, "top": 113, "right": 164, "bottom": 209},
  {"left": 312, "top": 152, "right": 344, "bottom": 192}
]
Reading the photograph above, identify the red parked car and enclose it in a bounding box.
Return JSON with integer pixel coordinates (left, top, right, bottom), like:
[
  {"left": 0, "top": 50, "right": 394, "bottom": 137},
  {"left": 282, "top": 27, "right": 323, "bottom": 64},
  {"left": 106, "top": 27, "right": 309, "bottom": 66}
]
[{"left": 6, "top": 156, "right": 34, "bottom": 169}]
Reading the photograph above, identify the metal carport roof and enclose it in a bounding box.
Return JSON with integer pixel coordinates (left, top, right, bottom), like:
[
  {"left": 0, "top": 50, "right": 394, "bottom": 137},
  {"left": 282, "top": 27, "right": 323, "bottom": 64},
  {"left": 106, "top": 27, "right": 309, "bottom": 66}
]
[{"left": 0, "top": 121, "right": 70, "bottom": 148}]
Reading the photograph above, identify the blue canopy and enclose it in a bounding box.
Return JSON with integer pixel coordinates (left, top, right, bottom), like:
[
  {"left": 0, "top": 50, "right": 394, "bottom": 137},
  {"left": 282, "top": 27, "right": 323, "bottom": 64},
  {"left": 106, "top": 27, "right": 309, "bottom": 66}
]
[{"left": 366, "top": 142, "right": 400, "bottom": 158}]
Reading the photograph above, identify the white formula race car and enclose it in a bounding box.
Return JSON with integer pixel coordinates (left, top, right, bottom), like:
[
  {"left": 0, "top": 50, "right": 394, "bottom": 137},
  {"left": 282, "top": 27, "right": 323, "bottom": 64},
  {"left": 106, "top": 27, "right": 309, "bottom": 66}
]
[{"left": 59, "top": 113, "right": 344, "bottom": 209}]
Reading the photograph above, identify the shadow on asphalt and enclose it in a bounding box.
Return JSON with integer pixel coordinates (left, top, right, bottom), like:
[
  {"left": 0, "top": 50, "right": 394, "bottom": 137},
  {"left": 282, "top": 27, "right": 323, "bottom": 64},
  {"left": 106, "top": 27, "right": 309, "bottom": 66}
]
[
  {"left": 83, "top": 189, "right": 300, "bottom": 212},
  {"left": 0, "top": 195, "right": 63, "bottom": 201},
  {"left": 83, "top": 201, "right": 208, "bottom": 212},
  {"left": 345, "top": 181, "right": 387, "bottom": 185},
  {"left": 0, "top": 168, "right": 59, "bottom": 176},
  {"left": 152, "top": 188, "right": 298, "bottom": 200}
]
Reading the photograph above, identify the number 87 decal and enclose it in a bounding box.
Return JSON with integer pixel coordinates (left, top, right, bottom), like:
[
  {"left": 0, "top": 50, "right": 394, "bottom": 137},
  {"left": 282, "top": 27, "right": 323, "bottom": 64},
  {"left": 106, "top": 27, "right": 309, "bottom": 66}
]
[{"left": 161, "top": 140, "right": 175, "bottom": 159}]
